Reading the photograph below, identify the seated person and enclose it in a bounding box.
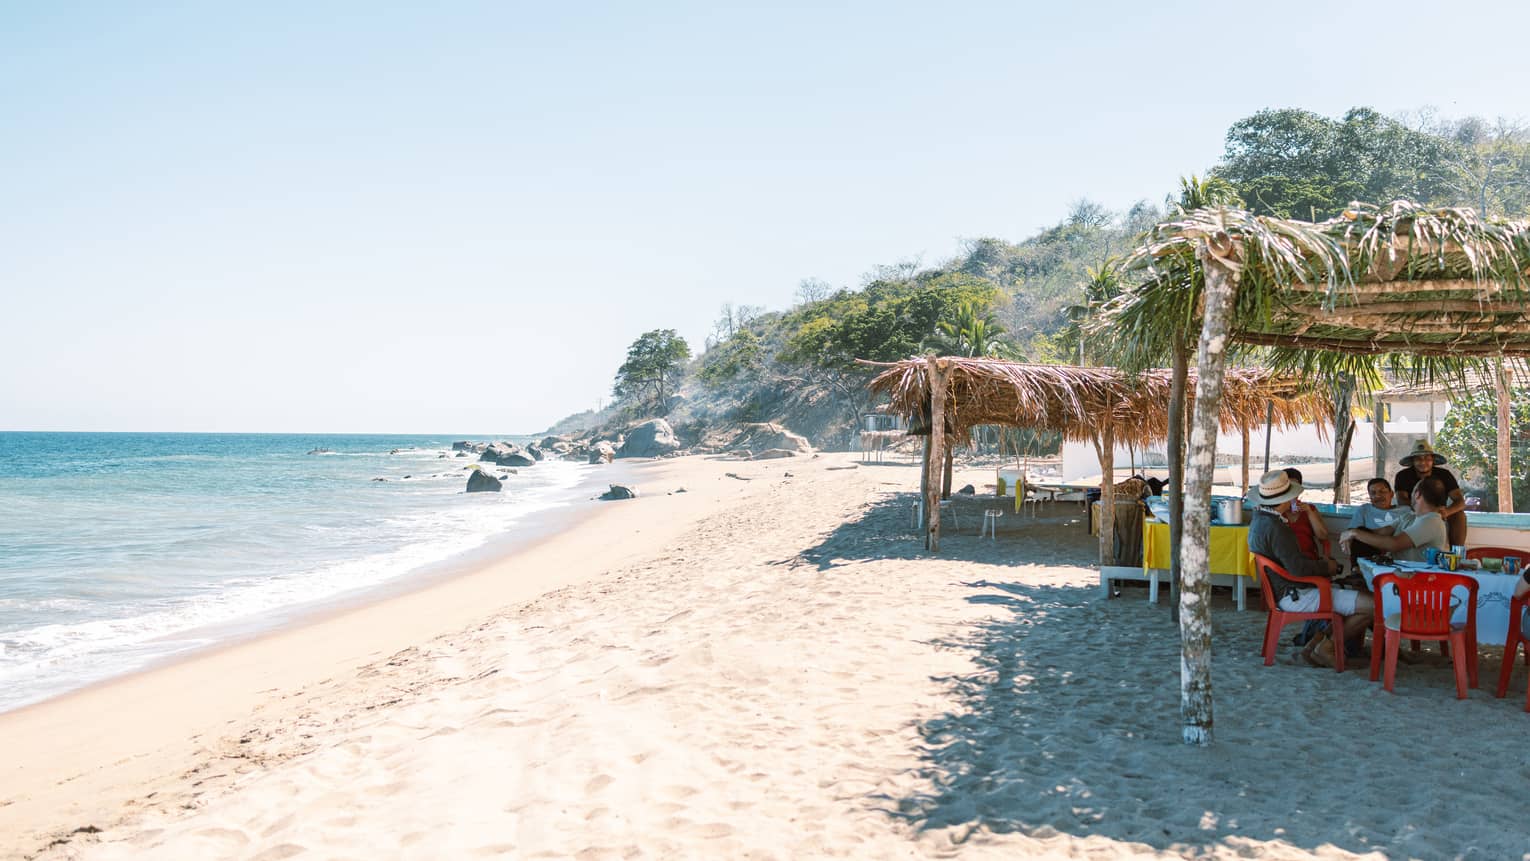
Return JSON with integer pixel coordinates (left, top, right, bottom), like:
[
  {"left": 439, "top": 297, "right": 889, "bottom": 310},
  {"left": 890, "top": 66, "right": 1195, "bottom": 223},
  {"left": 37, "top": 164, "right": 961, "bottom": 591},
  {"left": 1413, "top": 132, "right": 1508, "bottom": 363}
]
[
  {"left": 1341, "top": 476, "right": 1450, "bottom": 564},
  {"left": 1248, "top": 469, "right": 1373, "bottom": 668},
  {"left": 1281, "top": 468, "right": 1331, "bottom": 561},
  {"left": 1394, "top": 440, "right": 1468, "bottom": 546},
  {"left": 1342, "top": 478, "right": 1401, "bottom": 571}
]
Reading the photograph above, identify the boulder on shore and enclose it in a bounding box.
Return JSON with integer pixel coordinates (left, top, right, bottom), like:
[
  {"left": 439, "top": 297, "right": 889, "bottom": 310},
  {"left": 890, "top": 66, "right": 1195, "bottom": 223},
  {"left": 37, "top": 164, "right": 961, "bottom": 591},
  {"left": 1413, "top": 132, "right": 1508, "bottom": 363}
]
[
  {"left": 751, "top": 448, "right": 796, "bottom": 460},
  {"left": 731, "top": 423, "right": 813, "bottom": 454},
  {"left": 526, "top": 444, "right": 545, "bottom": 462},
  {"left": 588, "top": 441, "right": 616, "bottom": 464},
  {"left": 466, "top": 470, "right": 503, "bottom": 493},
  {"left": 617, "top": 419, "right": 681, "bottom": 459},
  {"left": 599, "top": 484, "right": 637, "bottom": 501},
  {"left": 480, "top": 442, "right": 536, "bottom": 467}
]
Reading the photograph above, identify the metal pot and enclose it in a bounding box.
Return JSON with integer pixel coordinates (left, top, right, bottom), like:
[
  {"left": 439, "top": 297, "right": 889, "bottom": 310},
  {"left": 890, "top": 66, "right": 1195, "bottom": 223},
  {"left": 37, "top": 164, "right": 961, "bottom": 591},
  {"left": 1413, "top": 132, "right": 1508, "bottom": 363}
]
[{"left": 1216, "top": 498, "right": 1245, "bottom": 525}]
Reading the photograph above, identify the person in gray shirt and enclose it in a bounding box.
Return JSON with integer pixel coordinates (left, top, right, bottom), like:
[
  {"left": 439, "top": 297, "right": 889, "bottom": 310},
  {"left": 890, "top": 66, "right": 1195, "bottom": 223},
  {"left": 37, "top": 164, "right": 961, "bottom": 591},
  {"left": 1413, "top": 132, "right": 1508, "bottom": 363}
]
[{"left": 1247, "top": 469, "right": 1374, "bottom": 667}]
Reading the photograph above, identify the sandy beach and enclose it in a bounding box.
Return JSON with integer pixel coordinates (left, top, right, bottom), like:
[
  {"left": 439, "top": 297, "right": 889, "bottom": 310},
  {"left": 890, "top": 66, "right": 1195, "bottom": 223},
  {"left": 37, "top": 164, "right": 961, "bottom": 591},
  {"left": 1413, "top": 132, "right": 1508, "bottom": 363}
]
[{"left": 7, "top": 452, "right": 1528, "bottom": 860}]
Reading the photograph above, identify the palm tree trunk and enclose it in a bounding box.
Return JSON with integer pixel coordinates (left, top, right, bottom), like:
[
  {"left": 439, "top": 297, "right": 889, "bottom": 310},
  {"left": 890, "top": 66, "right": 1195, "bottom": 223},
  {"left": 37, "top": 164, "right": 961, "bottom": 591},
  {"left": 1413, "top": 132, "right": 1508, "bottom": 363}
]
[
  {"left": 1181, "top": 243, "right": 1239, "bottom": 747},
  {"left": 1168, "top": 338, "right": 1188, "bottom": 623}
]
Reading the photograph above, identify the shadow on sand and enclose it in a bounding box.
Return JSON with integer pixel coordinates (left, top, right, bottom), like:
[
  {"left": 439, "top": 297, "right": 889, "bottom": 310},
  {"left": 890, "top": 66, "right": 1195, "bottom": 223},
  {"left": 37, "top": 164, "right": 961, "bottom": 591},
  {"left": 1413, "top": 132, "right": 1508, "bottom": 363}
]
[{"left": 798, "top": 490, "right": 1524, "bottom": 858}]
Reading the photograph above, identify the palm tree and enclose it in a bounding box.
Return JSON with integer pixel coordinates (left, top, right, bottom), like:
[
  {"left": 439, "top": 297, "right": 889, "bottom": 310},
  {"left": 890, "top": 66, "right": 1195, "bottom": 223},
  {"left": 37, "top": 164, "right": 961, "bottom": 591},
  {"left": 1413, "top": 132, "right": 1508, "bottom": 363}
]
[{"left": 925, "top": 302, "right": 1014, "bottom": 358}]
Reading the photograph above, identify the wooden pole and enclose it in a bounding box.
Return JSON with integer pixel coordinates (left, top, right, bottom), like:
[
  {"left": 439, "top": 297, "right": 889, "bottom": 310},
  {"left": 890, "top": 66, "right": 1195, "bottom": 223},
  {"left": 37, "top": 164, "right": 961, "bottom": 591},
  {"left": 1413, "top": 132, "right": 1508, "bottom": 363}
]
[
  {"left": 1373, "top": 398, "right": 1387, "bottom": 479},
  {"left": 1498, "top": 357, "right": 1514, "bottom": 513},
  {"left": 919, "top": 435, "right": 931, "bottom": 532},
  {"left": 925, "top": 357, "right": 948, "bottom": 552},
  {"left": 1181, "top": 236, "right": 1240, "bottom": 747},
  {"left": 1240, "top": 426, "right": 1251, "bottom": 499},
  {"left": 1167, "top": 338, "right": 1189, "bottom": 623},
  {"left": 1333, "top": 375, "right": 1354, "bottom": 504},
  {"left": 942, "top": 446, "right": 954, "bottom": 500},
  {"left": 1262, "top": 401, "right": 1274, "bottom": 474},
  {"left": 1097, "top": 413, "right": 1117, "bottom": 572}
]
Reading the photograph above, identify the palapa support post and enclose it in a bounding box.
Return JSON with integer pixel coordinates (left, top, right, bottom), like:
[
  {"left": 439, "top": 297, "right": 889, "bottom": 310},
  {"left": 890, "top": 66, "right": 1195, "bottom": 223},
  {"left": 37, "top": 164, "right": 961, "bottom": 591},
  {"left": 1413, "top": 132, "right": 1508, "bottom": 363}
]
[
  {"left": 1181, "top": 230, "right": 1240, "bottom": 747},
  {"left": 1097, "top": 408, "right": 1116, "bottom": 572},
  {"left": 942, "top": 446, "right": 954, "bottom": 500},
  {"left": 1239, "top": 426, "right": 1250, "bottom": 500},
  {"left": 1498, "top": 357, "right": 1514, "bottom": 513},
  {"left": 924, "top": 357, "right": 949, "bottom": 551},
  {"left": 1167, "top": 339, "right": 1189, "bottom": 622},
  {"left": 1262, "top": 401, "right": 1273, "bottom": 474},
  {"left": 1372, "top": 397, "right": 1387, "bottom": 479},
  {"left": 1332, "top": 375, "right": 1354, "bottom": 504}
]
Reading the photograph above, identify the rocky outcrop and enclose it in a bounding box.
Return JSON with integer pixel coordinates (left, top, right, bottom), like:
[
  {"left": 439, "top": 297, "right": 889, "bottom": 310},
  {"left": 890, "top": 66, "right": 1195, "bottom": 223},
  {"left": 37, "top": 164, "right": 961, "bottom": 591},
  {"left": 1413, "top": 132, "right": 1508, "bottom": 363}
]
[
  {"left": 599, "top": 484, "right": 637, "bottom": 500},
  {"left": 751, "top": 448, "right": 796, "bottom": 460},
  {"left": 588, "top": 441, "right": 616, "bottom": 464},
  {"left": 466, "top": 470, "right": 503, "bottom": 493},
  {"left": 617, "top": 419, "right": 681, "bottom": 459},
  {"left": 732, "top": 423, "right": 812, "bottom": 454},
  {"left": 480, "top": 442, "right": 536, "bottom": 467},
  {"left": 452, "top": 441, "right": 487, "bottom": 453},
  {"left": 526, "top": 444, "right": 545, "bottom": 462}
]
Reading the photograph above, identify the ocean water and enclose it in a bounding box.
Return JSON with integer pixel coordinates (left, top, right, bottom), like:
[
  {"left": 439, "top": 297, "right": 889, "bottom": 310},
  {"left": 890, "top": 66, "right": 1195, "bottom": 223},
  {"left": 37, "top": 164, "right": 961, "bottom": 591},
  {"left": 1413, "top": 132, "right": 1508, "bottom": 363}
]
[{"left": 0, "top": 432, "right": 607, "bottom": 713}]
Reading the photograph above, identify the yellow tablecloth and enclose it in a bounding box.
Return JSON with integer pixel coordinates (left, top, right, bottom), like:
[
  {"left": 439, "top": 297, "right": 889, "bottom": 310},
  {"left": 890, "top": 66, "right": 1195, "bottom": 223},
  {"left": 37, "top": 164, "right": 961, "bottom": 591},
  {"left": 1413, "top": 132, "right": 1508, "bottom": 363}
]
[{"left": 1142, "top": 519, "right": 1255, "bottom": 578}]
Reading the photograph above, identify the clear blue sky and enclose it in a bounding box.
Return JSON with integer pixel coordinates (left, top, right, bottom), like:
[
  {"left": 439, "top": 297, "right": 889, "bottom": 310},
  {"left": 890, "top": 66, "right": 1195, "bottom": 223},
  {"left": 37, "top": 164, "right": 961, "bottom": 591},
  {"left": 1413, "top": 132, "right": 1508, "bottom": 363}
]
[{"left": 5, "top": 1, "right": 1528, "bottom": 433}]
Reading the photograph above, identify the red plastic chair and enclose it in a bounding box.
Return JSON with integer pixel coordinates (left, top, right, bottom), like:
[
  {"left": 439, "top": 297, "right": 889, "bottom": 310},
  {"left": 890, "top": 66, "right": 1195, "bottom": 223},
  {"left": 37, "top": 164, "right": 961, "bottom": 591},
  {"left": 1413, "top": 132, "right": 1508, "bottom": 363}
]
[
  {"left": 1254, "top": 553, "right": 1346, "bottom": 672},
  {"left": 1371, "top": 572, "right": 1479, "bottom": 698},
  {"left": 1494, "top": 591, "right": 1530, "bottom": 712}
]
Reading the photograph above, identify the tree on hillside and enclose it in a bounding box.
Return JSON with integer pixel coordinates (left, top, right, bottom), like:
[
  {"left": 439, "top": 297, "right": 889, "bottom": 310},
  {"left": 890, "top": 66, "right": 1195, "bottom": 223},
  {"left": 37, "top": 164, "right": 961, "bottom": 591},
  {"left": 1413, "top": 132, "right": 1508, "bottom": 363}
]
[
  {"left": 613, "top": 329, "right": 691, "bottom": 414},
  {"left": 1215, "top": 107, "right": 1456, "bottom": 219}
]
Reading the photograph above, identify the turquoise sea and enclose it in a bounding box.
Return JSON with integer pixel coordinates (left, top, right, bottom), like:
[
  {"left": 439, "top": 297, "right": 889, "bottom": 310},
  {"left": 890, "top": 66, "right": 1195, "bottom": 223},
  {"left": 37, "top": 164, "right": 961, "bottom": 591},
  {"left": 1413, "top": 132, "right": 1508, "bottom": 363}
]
[{"left": 0, "top": 432, "right": 609, "bottom": 712}]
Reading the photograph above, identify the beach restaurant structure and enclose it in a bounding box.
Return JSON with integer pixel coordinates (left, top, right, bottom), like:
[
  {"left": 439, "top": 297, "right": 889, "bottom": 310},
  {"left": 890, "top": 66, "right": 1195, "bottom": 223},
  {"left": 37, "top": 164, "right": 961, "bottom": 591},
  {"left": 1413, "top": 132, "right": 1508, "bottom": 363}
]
[
  {"left": 865, "top": 358, "right": 1332, "bottom": 567},
  {"left": 1108, "top": 200, "right": 1530, "bottom": 744}
]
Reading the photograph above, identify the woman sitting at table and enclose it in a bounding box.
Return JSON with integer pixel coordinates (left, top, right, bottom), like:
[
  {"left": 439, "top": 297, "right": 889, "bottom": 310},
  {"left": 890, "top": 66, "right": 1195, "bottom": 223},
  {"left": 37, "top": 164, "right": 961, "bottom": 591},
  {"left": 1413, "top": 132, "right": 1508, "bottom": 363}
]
[
  {"left": 1341, "top": 476, "right": 1450, "bottom": 564},
  {"left": 1281, "top": 468, "right": 1330, "bottom": 560}
]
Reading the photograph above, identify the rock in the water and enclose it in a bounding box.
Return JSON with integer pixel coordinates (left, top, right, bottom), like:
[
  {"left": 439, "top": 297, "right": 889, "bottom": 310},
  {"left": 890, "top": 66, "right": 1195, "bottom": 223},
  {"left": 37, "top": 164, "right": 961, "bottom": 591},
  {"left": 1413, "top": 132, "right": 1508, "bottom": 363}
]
[
  {"left": 452, "top": 441, "right": 474, "bottom": 452},
  {"left": 599, "top": 484, "right": 637, "bottom": 500},
  {"left": 751, "top": 448, "right": 796, "bottom": 460},
  {"left": 307, "top": 448, "right": 334, "bottom": 455},
  {"left": 589, "top": 441, "right": 616, "bottom": 464},
  {"left": 466, "top": 470, "right": 503, "bottom": 493},
  {"left": 617, "top": 419, "right": 681, "bottom": 459},
  {"left": 455, "top": 452, "right": 468, "bottom": 457},
  {"left": 526, "top": 444, "right": 545, "bottom": 461},
  {"left": 958, "top": 484, "right": 976, "bottom": 495}
]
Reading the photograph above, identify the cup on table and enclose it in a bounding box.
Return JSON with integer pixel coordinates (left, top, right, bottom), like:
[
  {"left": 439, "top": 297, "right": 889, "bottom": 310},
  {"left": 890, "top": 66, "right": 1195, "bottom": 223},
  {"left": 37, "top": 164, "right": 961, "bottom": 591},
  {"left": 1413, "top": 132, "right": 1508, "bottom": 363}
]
[
  {"left": 1442, "top": 553, "right": 1461, "bottom": 571},
  {"left": 1505, "top": 556, "right": 1522, "bottom": 579},
  {"left": 1451, "top": 544, "right": 1467, "bottom": 558},
  {"left": 1424, "top": 546, "right": 1441, "bottom": 567}
]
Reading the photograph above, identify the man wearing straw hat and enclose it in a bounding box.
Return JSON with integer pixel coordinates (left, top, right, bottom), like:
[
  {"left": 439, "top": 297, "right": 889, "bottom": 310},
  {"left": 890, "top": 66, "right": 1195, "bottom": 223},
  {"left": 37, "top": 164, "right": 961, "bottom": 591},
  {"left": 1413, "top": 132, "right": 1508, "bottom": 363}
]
[
  {"left": 1393, "top": 440, "right": 1467, "bottom": 546},
  {"left": 1248, "top": 469, "right": 1374, "bottom": 667}
]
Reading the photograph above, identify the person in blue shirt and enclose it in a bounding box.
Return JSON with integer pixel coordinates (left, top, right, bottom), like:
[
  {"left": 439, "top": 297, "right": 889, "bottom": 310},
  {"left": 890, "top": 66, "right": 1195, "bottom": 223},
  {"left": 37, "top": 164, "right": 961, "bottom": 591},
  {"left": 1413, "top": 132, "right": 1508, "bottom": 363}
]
[{"left": 1340, "top": 478, "right": 1400, "bottom": 573}]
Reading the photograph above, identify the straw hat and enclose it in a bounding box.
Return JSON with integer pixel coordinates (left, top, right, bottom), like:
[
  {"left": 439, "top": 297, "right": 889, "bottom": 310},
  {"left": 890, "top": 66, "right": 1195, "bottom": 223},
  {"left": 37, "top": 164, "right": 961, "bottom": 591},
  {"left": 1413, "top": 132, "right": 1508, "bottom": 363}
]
[
  {"left": 1255, "top": 469, "right": 1303, "bottom": 506},
  {"left": 1400, "top": 439, "right": 1447, "bottom": 467}
]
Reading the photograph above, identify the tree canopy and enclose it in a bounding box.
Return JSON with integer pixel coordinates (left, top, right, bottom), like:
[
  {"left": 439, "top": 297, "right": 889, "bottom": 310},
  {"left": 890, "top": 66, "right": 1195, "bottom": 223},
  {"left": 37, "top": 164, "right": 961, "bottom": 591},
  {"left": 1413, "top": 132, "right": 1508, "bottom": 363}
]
[{"left": 613, "top": 329, "right": 691, "bottom": 414}]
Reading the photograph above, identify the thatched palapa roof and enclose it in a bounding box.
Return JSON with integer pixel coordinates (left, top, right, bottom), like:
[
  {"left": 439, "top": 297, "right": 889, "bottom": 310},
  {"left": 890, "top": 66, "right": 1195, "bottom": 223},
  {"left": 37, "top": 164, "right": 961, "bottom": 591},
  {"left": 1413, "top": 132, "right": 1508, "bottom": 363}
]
[
  {"left": 1112, "top": 200, "right": 1530, "bottom": 362},
  {"left": 866, "top": 357, "right": 1333, "bottom": 448}
]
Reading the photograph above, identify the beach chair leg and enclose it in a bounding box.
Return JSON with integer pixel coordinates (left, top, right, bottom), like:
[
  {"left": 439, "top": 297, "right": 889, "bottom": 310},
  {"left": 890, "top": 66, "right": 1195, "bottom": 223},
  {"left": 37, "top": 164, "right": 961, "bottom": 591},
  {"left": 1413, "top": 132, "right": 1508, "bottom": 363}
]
[
  {"left": 1236, "top": 579, "right": 1246, "bottom": 612},
  {"left": 1148, "top": 570, "right": 1159, "bottom": 604}
]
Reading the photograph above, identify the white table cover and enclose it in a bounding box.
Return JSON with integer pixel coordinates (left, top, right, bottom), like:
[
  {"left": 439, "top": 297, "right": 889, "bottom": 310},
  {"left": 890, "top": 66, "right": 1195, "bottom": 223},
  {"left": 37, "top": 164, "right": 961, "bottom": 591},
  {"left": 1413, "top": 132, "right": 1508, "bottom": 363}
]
[{"left": 1358, "top": 558, "right": 1523, "bottom": 646}]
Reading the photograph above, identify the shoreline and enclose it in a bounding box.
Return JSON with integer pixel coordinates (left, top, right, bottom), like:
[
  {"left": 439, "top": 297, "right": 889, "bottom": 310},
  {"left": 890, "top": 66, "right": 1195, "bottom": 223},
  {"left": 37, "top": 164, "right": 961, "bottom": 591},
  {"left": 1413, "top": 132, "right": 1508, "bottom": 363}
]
[
  {"left": 1, "top": 453, "right": 784, "bottom": 857},
  {"left": 0, "top": 456, "right": 630, "bottom": 717}
]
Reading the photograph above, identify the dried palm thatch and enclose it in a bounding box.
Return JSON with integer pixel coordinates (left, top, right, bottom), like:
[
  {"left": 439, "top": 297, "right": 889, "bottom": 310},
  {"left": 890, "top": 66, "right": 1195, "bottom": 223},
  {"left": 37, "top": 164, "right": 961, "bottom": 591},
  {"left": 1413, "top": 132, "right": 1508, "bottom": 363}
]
[
  {"left": 1108, "top": 201, "right": 1530, "bottom": 374},
  {"left": 866, "top": 357, "right": 1331, "bottom": 448}
]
